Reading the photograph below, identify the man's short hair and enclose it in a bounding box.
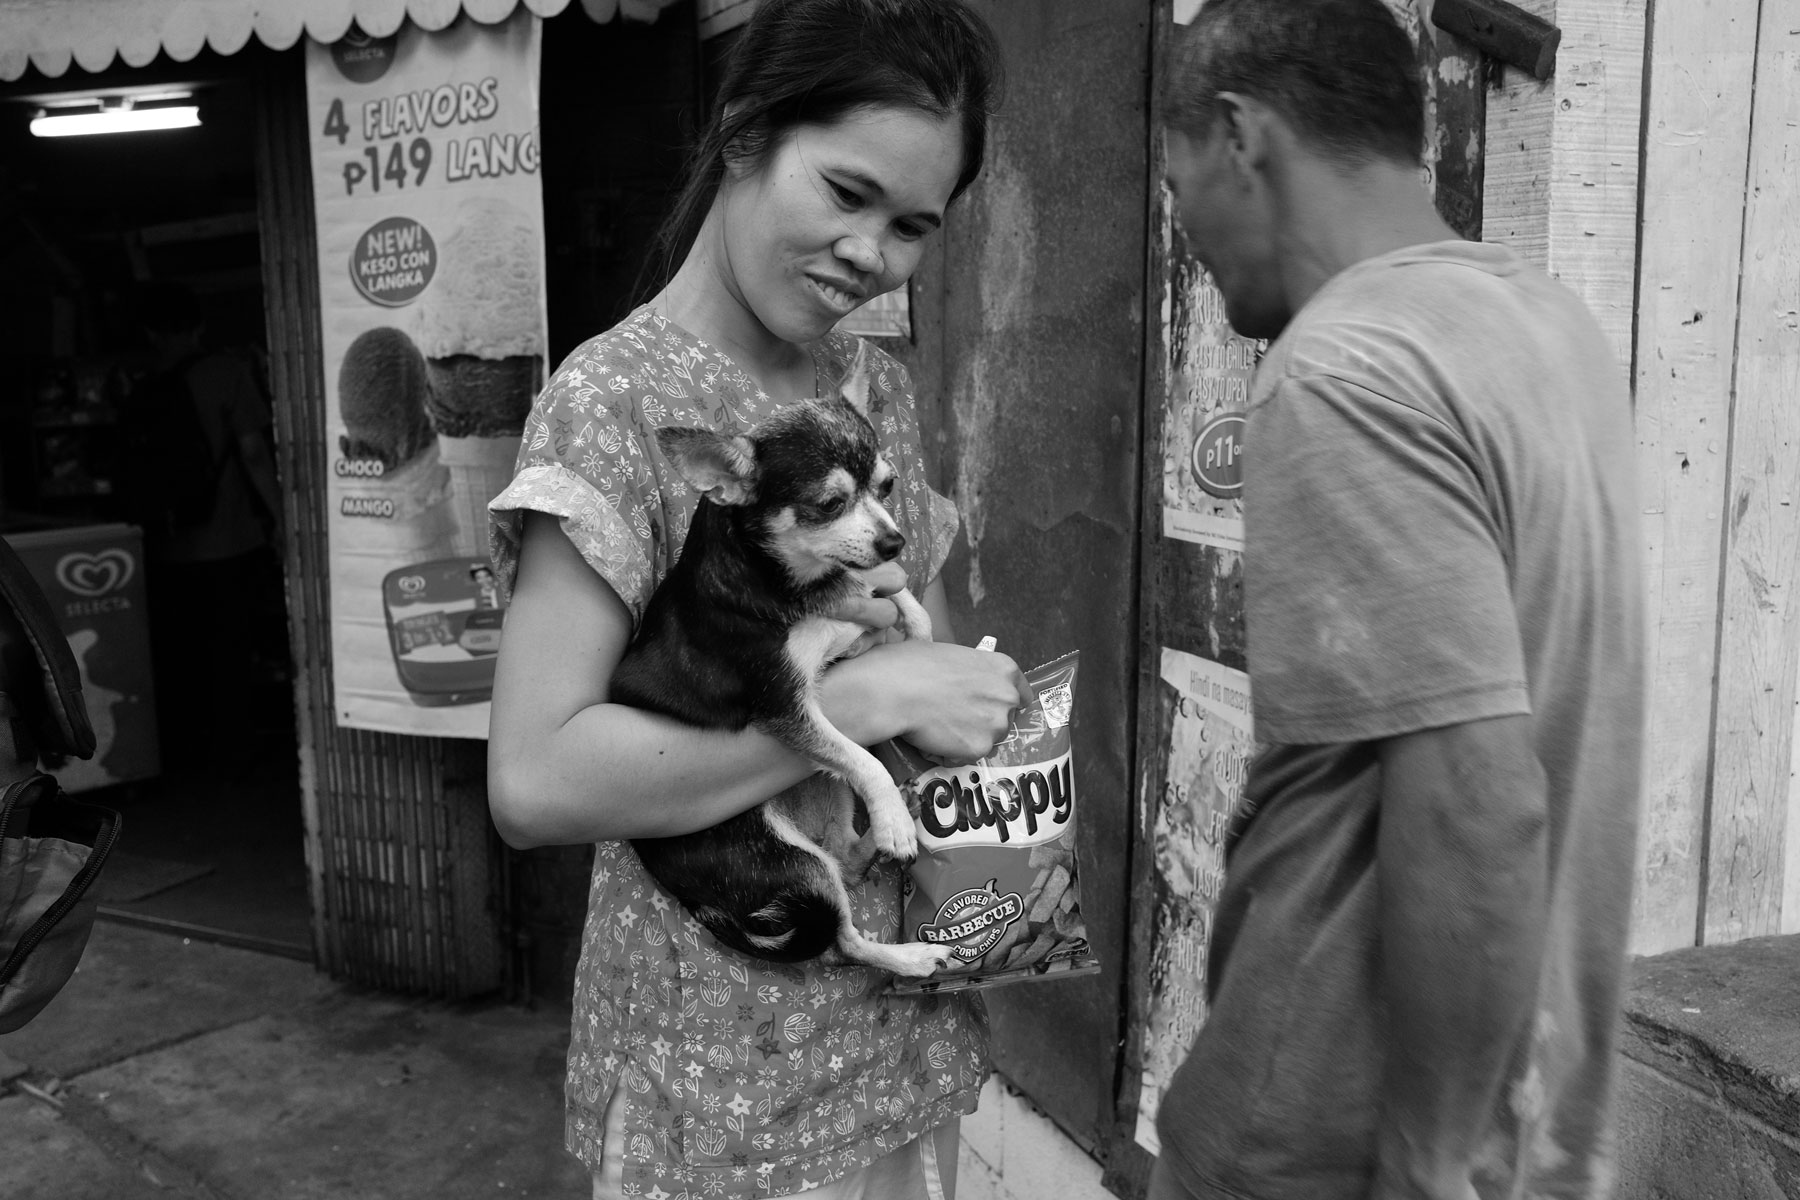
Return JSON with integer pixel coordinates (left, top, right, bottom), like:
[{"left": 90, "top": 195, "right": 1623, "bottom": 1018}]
[{"left": 1162, "top": 0, "right": 1424, "bottom": 167}]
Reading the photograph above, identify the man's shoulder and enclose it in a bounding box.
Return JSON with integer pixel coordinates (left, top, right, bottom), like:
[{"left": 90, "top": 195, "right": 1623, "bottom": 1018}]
[{"left": 1258, "top": 242, "right": 1602, "bottom": 422}]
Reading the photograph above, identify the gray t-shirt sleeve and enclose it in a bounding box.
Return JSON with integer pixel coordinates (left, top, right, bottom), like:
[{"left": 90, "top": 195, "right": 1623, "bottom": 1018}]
[{"left": 1245, "top": 373, "right": 1530, "bottom": 744}]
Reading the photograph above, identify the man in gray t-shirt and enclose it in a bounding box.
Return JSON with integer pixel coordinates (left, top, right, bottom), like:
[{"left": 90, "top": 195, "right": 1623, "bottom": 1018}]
[{"left": 1149, "top": 3, "right": 1645, "bottom": 1199}]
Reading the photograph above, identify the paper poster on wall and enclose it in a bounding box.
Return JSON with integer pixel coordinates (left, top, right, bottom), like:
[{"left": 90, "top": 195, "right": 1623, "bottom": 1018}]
[
  {"left": 1160, "top": 0, "right": 1264, "bottom": 555},
  {"left": 1133, "top": 647, "right": 1254, "bottom": 1155},
  {"left": 305, "top": 14, "right": 547, "bottom": 737},
  {"left": 1160, "top": 235, "right": 1262, "bottom": 553}
]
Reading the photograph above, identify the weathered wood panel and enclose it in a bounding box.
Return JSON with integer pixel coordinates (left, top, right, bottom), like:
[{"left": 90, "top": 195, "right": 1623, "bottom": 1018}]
[
  {"left": 1482, "top": 48, "right": 1552, "bottom": 268},
  {"left": 1704, "top": 3, "right": 1800, "bottom": 944},
  {"left": 1787, "top": 669, "right": 1800, "bottom": 935},
  {"left": 1483, "top": 0, "right": 1644, "bottom": 366},
  {"left": 1543, "top": 0, "right": 1644, "bottom": 359},
  {"left": 1629, "top": 0, "right": 1759, "bottom": 954},
  {"left": 255, "top": 58, "right": 332, "bottom": 966}
]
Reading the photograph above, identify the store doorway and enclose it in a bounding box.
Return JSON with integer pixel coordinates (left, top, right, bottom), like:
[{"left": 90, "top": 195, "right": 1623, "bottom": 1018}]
[{"left": 0, "top": 46, "right": 310, "bottom": 957}]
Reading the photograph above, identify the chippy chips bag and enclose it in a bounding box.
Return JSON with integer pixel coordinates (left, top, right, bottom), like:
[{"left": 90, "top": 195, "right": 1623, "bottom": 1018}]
[{"left": 886, "top": 651, "right": 1099, "bottom": 994}]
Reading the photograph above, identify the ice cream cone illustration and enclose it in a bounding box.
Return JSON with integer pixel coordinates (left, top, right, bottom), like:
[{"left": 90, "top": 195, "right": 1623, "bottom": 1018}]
[
  {"left": 334, "top": 326, "right": 459, "bottom": 699},
  {"left": 411, "top": 196, "right": 546, "bottom": 558}
]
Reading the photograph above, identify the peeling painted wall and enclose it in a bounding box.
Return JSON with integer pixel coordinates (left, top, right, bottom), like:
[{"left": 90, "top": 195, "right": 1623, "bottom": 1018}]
[{"left": 892, "top": 0, "right": 1151, "bottom": 1153}]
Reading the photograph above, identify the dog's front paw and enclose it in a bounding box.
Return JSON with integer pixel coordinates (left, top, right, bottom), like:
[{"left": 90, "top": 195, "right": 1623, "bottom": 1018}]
[
  {"left": 891, "top": 588, "right": 933, "bottom": 644},
  {"left": 866, "top": 802, "right": 919, "bottom": 862},
  {"left": 888, "top": 941, "right": 955, "bottom": 977}
]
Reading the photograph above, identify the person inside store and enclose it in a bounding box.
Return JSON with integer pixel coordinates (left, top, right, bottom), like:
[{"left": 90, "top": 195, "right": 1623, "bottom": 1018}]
[
  {"left": 123, "top": 282, "right": 285, "bottom": 775},
  {"left": 1147, "top": 3, "right": 1646, "bottom": 1200},
  {"left": 485, "top": 2, "right": 1028, "bottom": 1197}
]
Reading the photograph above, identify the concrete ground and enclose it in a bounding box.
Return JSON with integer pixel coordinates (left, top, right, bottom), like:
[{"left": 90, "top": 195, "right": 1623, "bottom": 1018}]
[{"left": 0, "top": 922, "right": 1111, "bottom": 1200}]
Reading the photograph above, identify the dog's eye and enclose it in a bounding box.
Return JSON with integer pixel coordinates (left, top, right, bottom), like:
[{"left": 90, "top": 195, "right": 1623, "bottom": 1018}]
[
  {"left": 877, "top": 477, "right": 896, "bottom": 500},
  {"left": 817, "top": 495, "right": 846, "bottom": 517}
]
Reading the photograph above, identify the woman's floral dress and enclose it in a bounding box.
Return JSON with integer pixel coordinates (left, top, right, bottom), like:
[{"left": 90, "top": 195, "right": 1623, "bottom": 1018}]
[{"left": 489, "top": 308, "right": 987, "bottom": 1198}]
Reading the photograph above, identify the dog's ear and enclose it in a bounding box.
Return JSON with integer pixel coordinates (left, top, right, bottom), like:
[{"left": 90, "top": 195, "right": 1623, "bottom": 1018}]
[
  {"left": 837, "top": 341, "right": 872, "bottom": 419},
  {"left": 656, "top": 426, "right": 759, "bottom": 506}
]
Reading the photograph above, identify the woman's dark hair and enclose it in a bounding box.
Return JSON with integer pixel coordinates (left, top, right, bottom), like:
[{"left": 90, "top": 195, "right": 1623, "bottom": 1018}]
[
  {"left": 639, "top": 0, "right": 1002, "bottom": 299},
  {"left": 1164, "top": 0, "right": 1423, "bottom": 167}
]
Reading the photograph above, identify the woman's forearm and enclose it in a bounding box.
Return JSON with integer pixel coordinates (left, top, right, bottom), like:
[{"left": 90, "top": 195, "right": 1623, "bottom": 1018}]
[
  {"left": 489, "top": 701, "right": 822, "bottom": 847},
  {"left": 488, "top": 516, "right": 1022, "bottom": 847}
]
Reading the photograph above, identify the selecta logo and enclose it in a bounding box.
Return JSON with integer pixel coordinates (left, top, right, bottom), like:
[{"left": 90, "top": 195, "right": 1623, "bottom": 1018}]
[
  {"left": 330, "top": 27, "right": 398, "bottom": 84},
  {"left": 54, "top": 549, "right": 135, "bottom": 598},
  {"left": 396, "top": 574, "right": 427, "bottom": 596},
  {"left": 913, "top": 752, "right": 1074, "bottom": 850},
  {"left": 917, "top": 880, "right": 1025, "bottom": 962}
]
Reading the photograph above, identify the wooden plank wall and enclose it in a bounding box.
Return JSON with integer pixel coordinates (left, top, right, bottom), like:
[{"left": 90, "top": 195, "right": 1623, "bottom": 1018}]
[
  {"left": 1512, "top": 0, "right": 1800, "bottom": 952},
  {"left": 1629, "top": 0, "right": 1759, "bottom": 951},
  {"left": 1706, "top": 0, "right": 1800, "bottom": 943},
  {"left": 1483, "top": 0, "right": 1644, "bottom": 360}
]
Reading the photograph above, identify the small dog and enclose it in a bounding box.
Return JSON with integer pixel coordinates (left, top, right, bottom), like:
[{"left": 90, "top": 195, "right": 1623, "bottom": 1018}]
[{"left": 611, "top": 350, "right": 956, "bottom": 978}]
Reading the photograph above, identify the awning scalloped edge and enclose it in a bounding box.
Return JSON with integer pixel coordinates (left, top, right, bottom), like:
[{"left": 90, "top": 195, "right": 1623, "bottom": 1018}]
[{"left": 0, "top": 0, "right": 681, "bottom": 83}]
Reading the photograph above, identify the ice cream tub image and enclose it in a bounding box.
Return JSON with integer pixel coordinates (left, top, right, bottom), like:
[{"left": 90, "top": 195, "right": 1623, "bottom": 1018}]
[
  {"left": 381, "top": 557, "right": 508, "bottom": 706},
  {"left": 409, "top": 196, "right": 547, "bottom": 557}
]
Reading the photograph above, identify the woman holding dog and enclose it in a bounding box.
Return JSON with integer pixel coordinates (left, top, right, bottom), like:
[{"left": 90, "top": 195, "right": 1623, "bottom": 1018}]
[{"left": 487, "top": 2, "right": 1026, "bottom": 1197}]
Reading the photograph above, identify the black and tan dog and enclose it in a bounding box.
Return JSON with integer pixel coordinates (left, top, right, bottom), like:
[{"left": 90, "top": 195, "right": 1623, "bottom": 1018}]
[{"left": 612, "top": 351, "right": 954, "bottom": 978}]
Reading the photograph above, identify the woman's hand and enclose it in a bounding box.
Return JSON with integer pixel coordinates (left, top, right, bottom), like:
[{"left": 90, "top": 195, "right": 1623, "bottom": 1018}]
[
  {"left": 818, "top": 638, "right": 1032, "bottom": 765},
  {"left": 830, "top": 562, "right": 907, "bottom": 656}
]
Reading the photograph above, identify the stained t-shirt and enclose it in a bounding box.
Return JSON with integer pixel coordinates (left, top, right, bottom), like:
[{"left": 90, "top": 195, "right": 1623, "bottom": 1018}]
[
  {"left": 1155, "top": 242, "right": 1645, "bottom": 1200},
  {"left": 488, "top": 308, "right": 984, "bottom": 1199}
]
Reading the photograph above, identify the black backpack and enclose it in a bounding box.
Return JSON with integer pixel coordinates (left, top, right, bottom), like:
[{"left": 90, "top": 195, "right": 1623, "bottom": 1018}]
[
  {"left": 120, "top": 355, "right": 225, "bottom": 536},
  {"left": 0, "top": 534, "right": 118, "bottom": 1033}
]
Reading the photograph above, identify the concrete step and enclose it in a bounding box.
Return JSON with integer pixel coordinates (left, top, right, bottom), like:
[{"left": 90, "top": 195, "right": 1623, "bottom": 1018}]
[{"left": 1616, "top": 933, "right": 1800, "bottom": 1199}]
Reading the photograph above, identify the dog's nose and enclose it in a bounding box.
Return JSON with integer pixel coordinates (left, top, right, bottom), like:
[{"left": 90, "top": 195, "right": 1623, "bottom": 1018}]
[{"left": 875, "top": 529, "right": 905, "bottom": 562}]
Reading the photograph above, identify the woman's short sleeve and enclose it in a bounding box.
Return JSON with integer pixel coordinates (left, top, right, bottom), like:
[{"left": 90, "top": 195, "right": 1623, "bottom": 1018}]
[
  {"left": 492, "top": 321, "right": 961, "bottom": 618},
  {"left": 488, "top": 333, "right": 665, "bottom": 620}
]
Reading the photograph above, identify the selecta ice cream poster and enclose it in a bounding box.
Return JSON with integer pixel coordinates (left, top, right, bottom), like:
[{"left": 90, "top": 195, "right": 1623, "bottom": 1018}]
[
  {"left": 306, "top": 14, "right": 546, "bottom": 737},
  {"left": 1133, "top": 648, "right": 1254, "bottom": 1155}
]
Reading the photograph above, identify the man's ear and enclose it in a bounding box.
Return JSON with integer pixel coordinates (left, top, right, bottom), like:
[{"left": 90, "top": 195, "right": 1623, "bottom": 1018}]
[
  {"left": 656, "top": 426, "right": 759, "bottom": 506},
  {"left": 1213, "top": 91, "right": 1270, "bottom": 180},
  {"left": 837, "top": 342, "right": 872, "bottom": 419}
]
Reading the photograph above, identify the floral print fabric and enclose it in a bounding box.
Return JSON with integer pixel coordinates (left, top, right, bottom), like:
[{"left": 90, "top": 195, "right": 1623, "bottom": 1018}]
[{"left": 489, "top": 308, "right": 987, "bottom": 1198}]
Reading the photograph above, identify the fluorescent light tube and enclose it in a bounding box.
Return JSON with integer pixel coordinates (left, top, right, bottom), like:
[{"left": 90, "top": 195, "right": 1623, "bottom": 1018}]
[{"left": 30, "top": 106, "right": 201, "bottom": 137}]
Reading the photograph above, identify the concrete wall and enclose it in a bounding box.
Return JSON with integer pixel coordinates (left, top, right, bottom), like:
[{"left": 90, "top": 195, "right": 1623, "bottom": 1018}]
[{"left": 1616, "top": 936, "right": 1800, "bottom": 1198}]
